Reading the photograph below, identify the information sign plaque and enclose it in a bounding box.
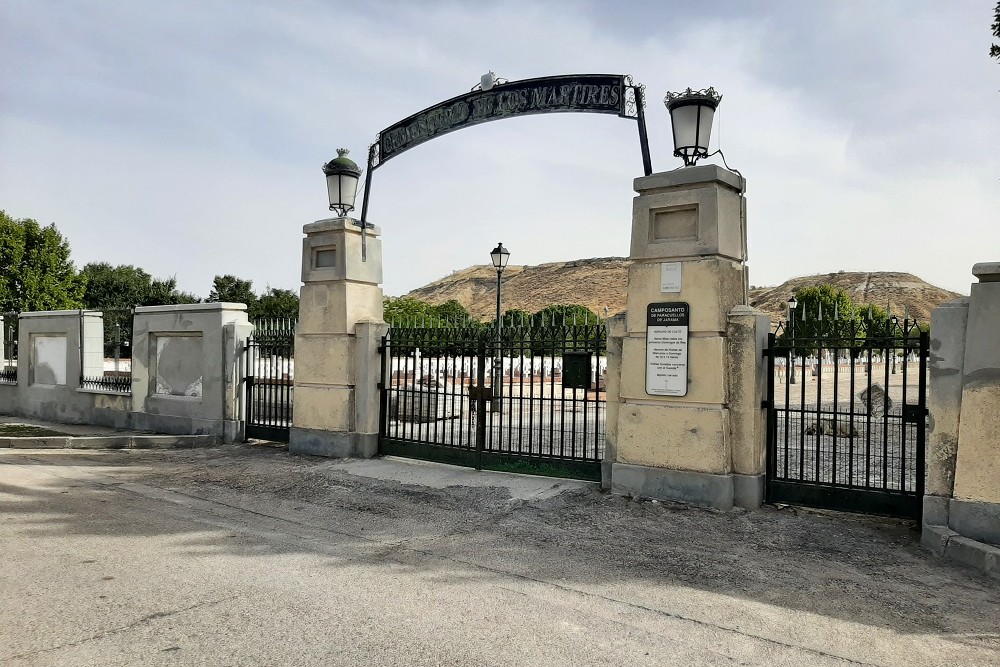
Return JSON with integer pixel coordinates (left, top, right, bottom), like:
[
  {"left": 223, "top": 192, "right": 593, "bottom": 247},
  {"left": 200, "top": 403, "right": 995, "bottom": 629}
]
[
  {"left": 645, "top": 302, "right": 690, "bottom": 396},
  {"left": 660, "top": 262, "right": 682, "bottom": 293}
]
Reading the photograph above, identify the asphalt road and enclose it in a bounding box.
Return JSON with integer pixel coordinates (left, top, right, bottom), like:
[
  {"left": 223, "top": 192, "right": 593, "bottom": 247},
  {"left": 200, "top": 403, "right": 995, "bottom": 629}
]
[{"left": 1, "top": 445, "right": 998, "bottom": 666}]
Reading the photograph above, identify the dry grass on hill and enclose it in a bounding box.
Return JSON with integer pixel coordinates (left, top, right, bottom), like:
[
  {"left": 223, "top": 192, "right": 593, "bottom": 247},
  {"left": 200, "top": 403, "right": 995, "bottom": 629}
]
[{"left": 403, "top": 258, "right": 963, "bottom": 324}]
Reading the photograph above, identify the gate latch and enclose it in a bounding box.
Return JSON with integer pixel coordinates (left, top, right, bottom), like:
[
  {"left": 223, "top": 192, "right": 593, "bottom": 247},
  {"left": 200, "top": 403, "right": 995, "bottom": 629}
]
[{"left": 902, "top": 404, "right": 927, "bottom": 424}]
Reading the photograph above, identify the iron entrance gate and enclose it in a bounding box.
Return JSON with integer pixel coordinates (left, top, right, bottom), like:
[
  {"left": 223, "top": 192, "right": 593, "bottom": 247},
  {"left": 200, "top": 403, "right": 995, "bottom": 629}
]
[
  {"left": 378, "top": 323, "right": 606, "bottom": 480},
  {"left": 764, "top": 318, "right": 928, "bottom": 519},
  {"left": 244, "top": 320, "right": 295, "bottom": 442}
]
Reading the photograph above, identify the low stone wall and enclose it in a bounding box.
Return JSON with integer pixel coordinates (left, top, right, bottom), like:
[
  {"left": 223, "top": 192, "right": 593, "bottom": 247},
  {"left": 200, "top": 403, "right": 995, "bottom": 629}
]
[
  {"left": 0, "top": 311, "right": 132, "bottom": 429},
  {"left": 0, "top": 304, "right": 252, "bottom": 442}
]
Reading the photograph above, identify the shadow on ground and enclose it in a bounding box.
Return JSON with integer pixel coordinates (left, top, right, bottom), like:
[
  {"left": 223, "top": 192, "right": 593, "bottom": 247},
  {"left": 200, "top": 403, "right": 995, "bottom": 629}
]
[{"left": 1, "top": 444, "right": 997, "bottom": 653}]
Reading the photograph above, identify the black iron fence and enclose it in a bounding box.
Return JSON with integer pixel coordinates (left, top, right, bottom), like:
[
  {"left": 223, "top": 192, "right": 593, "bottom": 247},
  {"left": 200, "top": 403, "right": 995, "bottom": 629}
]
[
  {"left": 765, "top": 317, "right": 928, "bottom": 519},
  {"left": 1, "top": 312, "right": 17, "bottom": 384},
  {"left": 244, "top": 319, "right": 296, "bottom": 442},
  {"left": 379, "top": 322, "right": 607, "bottom": 479},
  {"left": 80, "top": 308, "right": 134, "bottom": 393}
]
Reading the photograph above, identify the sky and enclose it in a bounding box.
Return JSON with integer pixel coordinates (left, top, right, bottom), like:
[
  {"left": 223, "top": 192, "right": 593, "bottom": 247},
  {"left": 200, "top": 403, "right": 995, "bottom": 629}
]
[{"left": 1, "top": 0, "right": 998, "bottom": 299}]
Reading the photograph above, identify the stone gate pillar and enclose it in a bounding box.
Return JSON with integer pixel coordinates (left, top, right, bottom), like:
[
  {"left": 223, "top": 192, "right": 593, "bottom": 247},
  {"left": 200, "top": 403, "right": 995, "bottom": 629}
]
[
  {"left": 605, "top": 165, "right": 768, "bottom": 509},
  {"left": 289, "top": 218, "right": 387, "bottom": 457},
  {"left": 923, "top": 262, "right": 1000, "bottom": 575}
]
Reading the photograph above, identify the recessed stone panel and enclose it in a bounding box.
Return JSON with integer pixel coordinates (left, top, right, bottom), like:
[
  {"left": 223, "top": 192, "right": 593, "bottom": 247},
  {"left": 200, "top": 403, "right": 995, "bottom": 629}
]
[
  {"left": 31, "top": 335, "right": 67, "bottom": 386},
  {"left": 153, "top": 335, "right": 203, "bottom": 397},
  {"left": 651, "top": 205, "right": 698, "bottom": 242},
  {"left": 313, "top": 247, "right": 336, "bottom": 269}
]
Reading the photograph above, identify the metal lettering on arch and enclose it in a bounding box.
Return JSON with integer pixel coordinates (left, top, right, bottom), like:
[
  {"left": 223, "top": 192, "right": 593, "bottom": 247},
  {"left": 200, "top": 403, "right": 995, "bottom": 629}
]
[
  {"left": 378, "top": 74, "right": 632, "bottom": 164},
  {"left": 357, "top": 74, "right": 652, "bottom": 229}
]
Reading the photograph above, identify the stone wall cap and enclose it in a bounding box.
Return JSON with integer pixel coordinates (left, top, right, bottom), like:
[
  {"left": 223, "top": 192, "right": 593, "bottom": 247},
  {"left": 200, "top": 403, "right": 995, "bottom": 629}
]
[
  {"left": 972, "top": 262, "right": 1000, "bottom": 282},
  {"left": 18, "top": 310, "right": 83, "bottom": 318},
  {"left": 934, "top": 298, "right": 971, "bottom": 310},
  {"left": 634, "top": 164, "right": 744, "bottom": 194},
  {"left": 134, "top": 303, "right": 248, "bottom": 313},
  {"left": 304, "top": 217, "right": 382, "bottom": 237}
]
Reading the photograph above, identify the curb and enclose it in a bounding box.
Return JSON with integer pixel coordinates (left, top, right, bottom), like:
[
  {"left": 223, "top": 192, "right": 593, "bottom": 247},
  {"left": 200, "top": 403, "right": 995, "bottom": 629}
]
[
  {"left": 922, "top": 523, "right": 1000, "bottom": 580},
  {"left": 0, "top": 435, "right": 221, "bottom": 450}
]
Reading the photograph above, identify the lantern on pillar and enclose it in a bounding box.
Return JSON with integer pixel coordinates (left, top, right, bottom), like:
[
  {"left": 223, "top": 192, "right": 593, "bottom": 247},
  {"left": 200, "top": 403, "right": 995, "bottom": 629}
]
[
  {"left": 663, "top": 87, "right": 722, "bottom": 166},
  {"left": 322, "top": 148, "right": 362, "bottom": 217}
]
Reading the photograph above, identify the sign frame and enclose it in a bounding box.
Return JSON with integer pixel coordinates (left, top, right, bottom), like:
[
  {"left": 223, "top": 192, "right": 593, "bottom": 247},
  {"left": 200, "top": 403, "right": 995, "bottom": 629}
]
[{"left": 645, "top": 302, "right": 690, "bottom": 397}]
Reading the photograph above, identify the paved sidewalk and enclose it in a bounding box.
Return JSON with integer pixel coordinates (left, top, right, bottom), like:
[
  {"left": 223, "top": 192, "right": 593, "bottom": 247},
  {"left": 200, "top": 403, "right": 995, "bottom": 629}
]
[
  {"left": 1, "top": 445, "right": 998, "bottom": 666},
  {"left": 0, "top": 416, "right": 219, "bottom": 449},
  {"left": 0, "top": 415, "right": 136, "bottom": 436}
]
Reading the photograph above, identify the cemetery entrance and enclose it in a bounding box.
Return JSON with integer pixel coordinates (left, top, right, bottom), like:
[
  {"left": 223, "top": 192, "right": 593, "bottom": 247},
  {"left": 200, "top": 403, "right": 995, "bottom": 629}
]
[
  {"left": 378, "top": 321, "right": 606, "bottom": 480},
  {"left": 763, "top": 319, "right": 929, "bottom": 519}
]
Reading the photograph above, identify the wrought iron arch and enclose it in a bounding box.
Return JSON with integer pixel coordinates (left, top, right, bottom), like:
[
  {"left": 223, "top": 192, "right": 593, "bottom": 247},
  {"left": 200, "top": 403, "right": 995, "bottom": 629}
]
[{"left": 354, "top": 74, "right": 651, "bottom": 257}]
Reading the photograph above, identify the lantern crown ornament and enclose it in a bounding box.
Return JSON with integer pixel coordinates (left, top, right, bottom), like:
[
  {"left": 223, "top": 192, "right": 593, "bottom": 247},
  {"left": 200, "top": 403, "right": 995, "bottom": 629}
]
[
  {"left": 663, "top": 87, "right": 722, "bottom": 167},
  {"left": 322, "top": 148, "right": 362, "bottom": 217}
]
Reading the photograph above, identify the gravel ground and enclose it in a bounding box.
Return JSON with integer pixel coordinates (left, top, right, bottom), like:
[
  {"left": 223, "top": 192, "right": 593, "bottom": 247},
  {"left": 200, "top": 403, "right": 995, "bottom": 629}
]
[{"left": 2, "top": 444, "right": 998, "bottom": 666}]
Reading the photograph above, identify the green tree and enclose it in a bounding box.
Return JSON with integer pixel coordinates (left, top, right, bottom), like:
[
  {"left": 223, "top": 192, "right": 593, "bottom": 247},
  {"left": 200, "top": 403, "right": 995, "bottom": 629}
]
[
  {"left": 532, "top": 304, "right": 599, "bottom": 327},
  {"left": 501, "top": 308, "right": 532, "bottom": 327},
  {"left": 777, "top": 285, "right": 900, "bottom": 357},
  {"left": 82, "top": 264, "right": 200, "bottom": 309},
  {"left": 81, "top": 263, "right": 152, "bottom": 309},
  {"left": 526, "top": 305, "right": 601, "bottom": 355},
  {"left": 991, "top": 1, "right": 1000, "bottom": 62},
  {"left": 250, "top": 287, "right": 299, "bottom": 320},
  {"left": 431, "top": 299, "right": 475, "bottom": 324},
  {"left": 145, "top": 277, "right": 200, "bottom": 306},
  {"left": 383, "top": 297, "right": 438, "bottom": 326},
  {"left": 0, "top": 211, "right": 86, "bottom": 312},
  {"left": 208, "top": 275, "right": 256, "bottom": 306}
]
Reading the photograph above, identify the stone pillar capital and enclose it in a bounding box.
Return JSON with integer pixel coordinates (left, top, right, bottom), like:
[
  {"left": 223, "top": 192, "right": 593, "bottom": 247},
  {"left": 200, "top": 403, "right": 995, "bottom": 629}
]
[{"left": 301, "top": 218, "right": 382, "bottom": 286}]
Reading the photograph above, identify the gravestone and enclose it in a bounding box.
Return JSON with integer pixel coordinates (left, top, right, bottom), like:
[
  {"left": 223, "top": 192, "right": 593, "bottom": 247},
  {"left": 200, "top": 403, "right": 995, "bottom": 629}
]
[{"left": 860, "top": 383, "right": 893, "bottom": 418}]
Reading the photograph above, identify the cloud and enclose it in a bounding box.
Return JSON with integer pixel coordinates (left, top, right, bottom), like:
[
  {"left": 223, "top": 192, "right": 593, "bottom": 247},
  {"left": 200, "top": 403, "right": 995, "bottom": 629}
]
[{"left": 1, "top": 0, "right": 996, "bottom": 301}]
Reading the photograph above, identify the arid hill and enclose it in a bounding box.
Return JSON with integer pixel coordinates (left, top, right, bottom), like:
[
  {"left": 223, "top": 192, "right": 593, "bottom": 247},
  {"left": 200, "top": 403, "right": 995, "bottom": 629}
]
[
  {"left": 404, "top": 258, "right": 630, "bottom": 321},
  {"left": 403, "top": 258, "right": 963, "bottom": 324},
  {"left": 747, "top": 271, "right": 963, "bottom": 323}
]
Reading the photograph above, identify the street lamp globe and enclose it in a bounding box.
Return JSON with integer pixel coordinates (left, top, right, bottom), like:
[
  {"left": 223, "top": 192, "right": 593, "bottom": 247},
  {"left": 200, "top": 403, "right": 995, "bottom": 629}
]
[
  {"left": 788, "top": 295, "right": 798, "bottom": 313},
  {"left": 663, "top": 87, "right": 722, "bottom": 166},
  {"left": 490, "top": 242, "right": 510, "bottom": 272},
  {"left": 322, "top": 148, "right": 362, "bottom": 217}
]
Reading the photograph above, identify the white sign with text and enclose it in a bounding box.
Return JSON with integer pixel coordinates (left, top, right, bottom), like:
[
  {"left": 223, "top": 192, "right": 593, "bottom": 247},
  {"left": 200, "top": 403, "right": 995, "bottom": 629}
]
[
  {"left": 645, "top": 302, "right": 689, "bottom": 397},
  {"left": 660, "top": 262, "right": 682, "bottom": 293}
]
